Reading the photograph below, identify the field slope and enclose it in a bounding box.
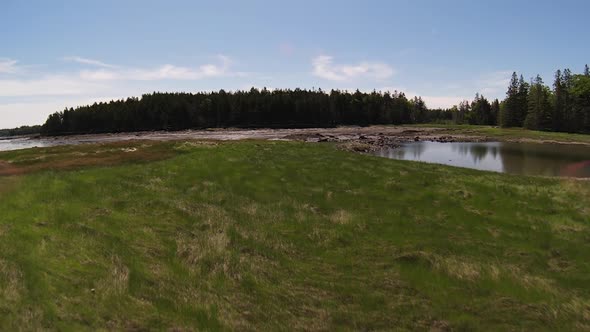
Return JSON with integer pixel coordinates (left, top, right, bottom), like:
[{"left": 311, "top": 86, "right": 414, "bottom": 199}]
[{"left": 0, "top": 140, "right": 589, "bottom": 330}]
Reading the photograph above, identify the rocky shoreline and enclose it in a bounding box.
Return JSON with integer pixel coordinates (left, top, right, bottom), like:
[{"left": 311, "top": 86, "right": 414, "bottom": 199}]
[
  {"left": 282, "top": 128, "right": 490, "bottom": 153},
  {"left": 1, "top": 126, "right": 491, "bottom": 153}
]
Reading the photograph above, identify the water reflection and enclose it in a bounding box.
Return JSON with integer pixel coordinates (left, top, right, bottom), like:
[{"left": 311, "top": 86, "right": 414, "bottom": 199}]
[
  {"left": 374, "top": 141, "right": 590, "bottom": 178},
  {"left": 0, "top": 137, "right": 51, "bottom": 152}
]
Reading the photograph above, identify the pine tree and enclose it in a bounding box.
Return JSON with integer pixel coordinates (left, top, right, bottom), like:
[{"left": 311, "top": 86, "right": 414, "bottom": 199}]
[
  {"left": 525, "top": 75, "right": 551, "bottom": 130},
  {"left": 570, "top": 74, "right": 590, "bottom": 132},
  {"left": 552, "top": 70, "right": 564, "bottom": 131},
  {"left": 516, "top": 75, "right": 529, "bottom": 127},
  {"left": 469, "top": 94, "right": 492, "bottom": 125},
  {"left": 500, "top": 72, "right": 519, "bottom": 127},
  {"left": 563, "top": 68, "right": 574, "bottom": 131},
  {"left": 585, "top": 64, "right": 590, "bottom": 77},
  {"left": 490, "top": 99, "right": 500, "bottom": 126},
  {"left": 454, "top": 100, "right": 470, "bottom": 124}
]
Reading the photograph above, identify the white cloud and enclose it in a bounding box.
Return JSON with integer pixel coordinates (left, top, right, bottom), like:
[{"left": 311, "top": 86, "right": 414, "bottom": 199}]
[
  {"left": 0, "top": 55, "right": 242, "bottom": 98},
  {"left": 0, "top": 96, "right": 129, "bottom": 128},
  {"left": 0, "top": 75, "right": 105, "bottom": 97},
  {"left": 377, "top": 70, "right": 512, "bottom": 109},
  {"left": 0, "top": 59, "right": 19, "bottom": 74},
  {"left": 63, "top": 56, "right": 117, "bottom": 68},
  {"left": 79, "top": 69, "right": 121, "bottom": 81},
  {"left": 477, "top": 70, "right": 512, "bottom": 96},
  {"left": 79, "top": 55, "right": 237, "bottom": 81},
  {"left": 0, "top": 101, "right": 58, "bottom": 128},
  {"left": 312, "top": 55, "right": 394, "bottom": 81},
  {"left": 380, "top": 86, "right": 467, "bottom": 109},
  {"left": 0, "top": 55, "right": 247, "bottom": 126},
  {"left": 419, "top": 95, "right": 468, "bottom": 109}
]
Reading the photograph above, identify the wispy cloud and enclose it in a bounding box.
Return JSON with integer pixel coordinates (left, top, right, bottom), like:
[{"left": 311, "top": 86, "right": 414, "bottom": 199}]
[
  {"left": 0, "top": 96, "right": 130, "bottom": 128},
  {"left": 477, "top": 70, "right": 512, "bottom": 96},
  {"left": 0, "top": 75, "right": 105, "bottom": 97},
  {"left": 380, "top": 86, "right": 468, "bottom": 109},
  {"left": 0, "top": 54, "right": 255, "bottom": 126},
  {"left": 378, "top": 70, "right": 512, "bottom": 109},
  {"left": 78, "top": 55, "right": 241, "bottom": 81},
  {"left": 63, "top": 56, "right": 118, "bottom": 68},
  {"left": 0, "top": 55, "right": 244, "bottom": 98},
  {"left": 419, "top": 95, "right": 469, "bottom": 109},
  {"left": 312, "top": 55, "right": 394, "bottom": 81},
  {"left": 0, "top": 59, "right": 19, "bottom": 74}
]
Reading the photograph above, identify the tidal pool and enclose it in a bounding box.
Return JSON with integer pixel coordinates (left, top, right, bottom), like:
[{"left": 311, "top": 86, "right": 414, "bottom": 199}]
[
  {"left": 374, "top": 141, "right": 590, "bottom": 178},
  {"left": 0, "top": 137, "right": 52, "bottom": 152}
]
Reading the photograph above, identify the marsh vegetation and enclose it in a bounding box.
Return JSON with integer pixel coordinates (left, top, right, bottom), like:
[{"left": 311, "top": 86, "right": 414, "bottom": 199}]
[{"left": 0, "top": 139, "right": 589, "bottom": 330}]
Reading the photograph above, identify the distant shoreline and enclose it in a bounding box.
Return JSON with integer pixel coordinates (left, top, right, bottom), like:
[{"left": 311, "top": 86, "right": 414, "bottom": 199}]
[{"left": 3, "top": 125, "right": 590, "bottom": 153}]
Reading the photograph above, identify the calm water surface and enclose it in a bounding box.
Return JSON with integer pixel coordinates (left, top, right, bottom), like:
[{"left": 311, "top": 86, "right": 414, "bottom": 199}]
[
  {"left": 0, "top": 137, "right": 53, "bottom": 152},
  {"left": 374, "top": 141, "right": 590, "bottom": 178}
]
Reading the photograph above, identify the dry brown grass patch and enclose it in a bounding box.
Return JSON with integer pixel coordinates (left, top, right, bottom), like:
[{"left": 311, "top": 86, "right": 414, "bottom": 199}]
[
  {"left": 434, "top": 256, "right": 482, "bottom": 281},
  {"left": 551, "top": 221, "right": 587, "bottom": 234},
  {"left": 0, "top": 259, "right": 24, "bottom": 303},
  {"left": 175, "top": 204, "right": 235, "bottom": 276},
  {"left": 0, "top": 141, "right": 176, "bottom": 176},
  {"left": 329, "top": 210, "right": 352, "bottom": 225},
  {"left": 241, "top": 203, "right": 259, "bottom": 216},
  {"left": 97, "top": 256, "right": 130, "bottom": 297}
]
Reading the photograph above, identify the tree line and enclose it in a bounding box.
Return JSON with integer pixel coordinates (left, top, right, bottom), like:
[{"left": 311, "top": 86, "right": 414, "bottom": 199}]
[
  {"left": 40, "top": 89, "right": 449, "bottom": 135},
  {"left": 27, "top": 64, "right": 590, "bottom": 136},
  {"left": 451, "top": 65, "right": 590, "bottom": 132},
  {"left": 0, "top": 125, "right": 41, "bottom": 137}
]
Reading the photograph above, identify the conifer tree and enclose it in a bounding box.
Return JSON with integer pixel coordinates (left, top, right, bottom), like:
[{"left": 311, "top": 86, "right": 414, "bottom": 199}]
[
  {"left": 552, "top": 70, "right": 564, "bottom": 131},
  {"left": 516, "top": 75, "right": 529, "bottom": 127},
  {"left": 490, "top": 99, "right": 500, "bottom": 126},
  {"left": 500, "top": 72, "right": 520, "bottom": 127},
  {"left": 563, "top": 68, "right": 574, "bottom": 131},
  {"left": 525, "top": 75, "right": 551, "bottom": 130}
]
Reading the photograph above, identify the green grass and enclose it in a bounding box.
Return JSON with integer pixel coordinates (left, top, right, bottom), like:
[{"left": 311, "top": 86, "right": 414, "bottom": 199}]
[
  {"left": 0, "top": 140, "right": 589, "bottom": 330},
  {"left": 415, "top": 124, "right": 590, "bottom": 144}
]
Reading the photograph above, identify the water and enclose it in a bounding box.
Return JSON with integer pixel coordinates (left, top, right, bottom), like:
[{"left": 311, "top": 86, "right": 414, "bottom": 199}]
[
  {"left": 374, "top": 141, "right": 590, "bottom": 178},
  {"left": 3, "top": 136, "right": 590, "bottom": 178},
  {"left": 0, "top": 137, "right": 53, "bottom": 152}
]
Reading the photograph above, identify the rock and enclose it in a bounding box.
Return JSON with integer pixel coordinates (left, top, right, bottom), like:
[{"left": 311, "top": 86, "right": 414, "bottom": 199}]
[{"left": 414, "top": 136, "right": 420, "bottom": 141}]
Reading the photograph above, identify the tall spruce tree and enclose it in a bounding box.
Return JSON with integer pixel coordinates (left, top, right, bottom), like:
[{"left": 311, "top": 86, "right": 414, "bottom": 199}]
[
  {"left": 469, "top": 94, "right": 492, "bottom": 125},
  {"left": 454, "top": 100, "right": 470, "bottom": 124},
  {"left": 516, "top": 75, "right": 529, "bottom": 127},
  {"left": 570, "top": 74, "right": 590, "bottom": 132},
  {"left": 585, "top": 64, "right": 590, "bottom": 77},
  {"left": 524, "top": 75, "right": 551, "bottom": 130},
  {"left": 552, "top": 70, "right": 564, "bottom": 131},
  {"left": 563, "top": 68, "right": 574, "bottom": 131},
  {"left": 490, "top": 99, "right": 500, "bottom": 126},
  {"left": 500, "top": 72, "right": 520, "bottom": 127}
]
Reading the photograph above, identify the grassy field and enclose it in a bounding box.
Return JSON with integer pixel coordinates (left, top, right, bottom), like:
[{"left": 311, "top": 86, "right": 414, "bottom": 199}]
[
  {"left": 416, "top": 124, "right": 590, "bottom": 144},
  {"left": 0, "top": 139, "right": 589, "bottom": 330}
]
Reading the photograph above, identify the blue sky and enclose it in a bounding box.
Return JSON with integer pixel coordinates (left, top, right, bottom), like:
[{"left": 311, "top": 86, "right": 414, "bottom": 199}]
[{"left": 1, "top": 0, "right": 589, "bottom": 127}]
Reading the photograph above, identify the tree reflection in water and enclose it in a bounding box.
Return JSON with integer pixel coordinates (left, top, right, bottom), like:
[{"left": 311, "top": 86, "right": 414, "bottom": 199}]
[{"left": 374, "top": 141, "right": 590, "bottom": 178}]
